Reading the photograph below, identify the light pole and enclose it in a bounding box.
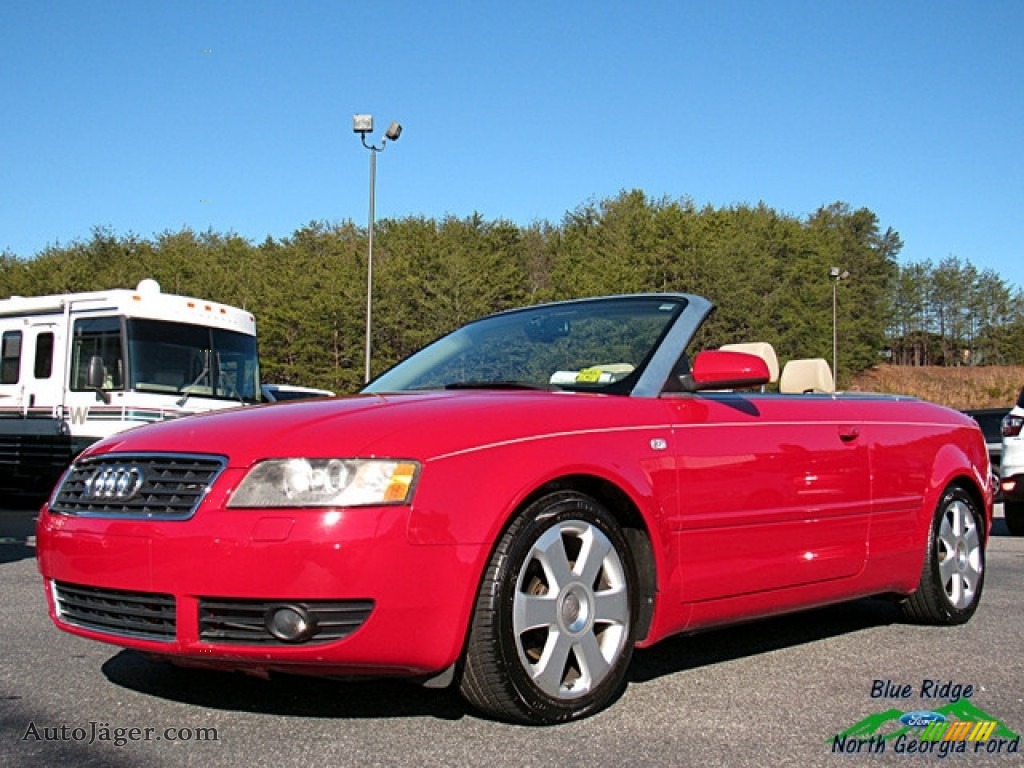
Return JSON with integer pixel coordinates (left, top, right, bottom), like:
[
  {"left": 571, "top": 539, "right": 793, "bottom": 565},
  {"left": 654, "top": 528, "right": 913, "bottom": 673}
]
[
  {"left": 353, "top": 114, "right": 402, "bottom": 383},
  {"left": 830, "top": 266, "right": 850, "bottom": 386}
]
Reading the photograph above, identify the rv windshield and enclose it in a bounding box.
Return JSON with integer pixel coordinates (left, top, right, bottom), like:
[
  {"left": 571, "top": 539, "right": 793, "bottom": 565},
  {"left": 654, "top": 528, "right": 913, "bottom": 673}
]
[{"left": 126, "top": 319, "right": 260, "bottom": 403}]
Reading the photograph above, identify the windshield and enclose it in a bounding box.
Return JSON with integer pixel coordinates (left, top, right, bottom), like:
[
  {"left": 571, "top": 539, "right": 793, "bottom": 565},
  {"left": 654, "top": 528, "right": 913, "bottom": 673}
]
[
  {"left": 364, "top": 296, "right": 686, "bottom": 394},
  {"left": 127, "top": 319, "right": 260, "bottom": 403}
]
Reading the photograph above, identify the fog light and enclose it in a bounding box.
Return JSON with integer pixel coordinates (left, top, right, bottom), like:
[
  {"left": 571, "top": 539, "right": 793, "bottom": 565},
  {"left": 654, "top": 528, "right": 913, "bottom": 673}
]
[
  {"left": 1003, "top": 478, "right": 1017, "bottom": 494},
  {"left": 265, "top": 604, "right": 318, "bottom": 643}
]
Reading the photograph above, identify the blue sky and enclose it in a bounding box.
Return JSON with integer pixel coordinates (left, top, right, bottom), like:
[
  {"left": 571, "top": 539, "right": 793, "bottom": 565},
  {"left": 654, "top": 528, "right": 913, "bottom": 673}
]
[{"left": 2, "top": 1, "right": 1022, "bottom": 291}]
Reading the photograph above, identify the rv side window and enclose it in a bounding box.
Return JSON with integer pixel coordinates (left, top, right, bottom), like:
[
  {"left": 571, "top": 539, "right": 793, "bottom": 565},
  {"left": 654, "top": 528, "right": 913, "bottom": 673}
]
[
  {"left": 34, "top": 332, "right": 54, "bottom": 379},
  {"left": 1, "top": 331, "right": 22, "bottom": 384},
  {"left": 71, "top": 317, "right": 124, "bottom": 391}
]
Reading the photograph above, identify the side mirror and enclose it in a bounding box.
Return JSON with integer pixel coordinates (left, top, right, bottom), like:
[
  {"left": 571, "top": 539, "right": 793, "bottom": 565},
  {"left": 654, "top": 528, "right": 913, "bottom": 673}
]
[
  {"left": 86, "top": 355, "right": 111, "bottom": 404},
  {"left": 683, "top": 350, "right": 770, "bottom": 392},
  {"left": 86, "top": 356, "right": 105, "bottom": 389}
]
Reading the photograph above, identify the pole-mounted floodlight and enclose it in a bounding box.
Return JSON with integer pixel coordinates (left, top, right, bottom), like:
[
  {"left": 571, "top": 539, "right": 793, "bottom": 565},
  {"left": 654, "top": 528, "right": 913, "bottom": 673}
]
[
  {"left": 353, "top": 114, "right": 402, "bottom": 383},
  {"left": 352, "top": 114, "right": 373, "bottom": 134},
  {"left": 831, "top": 267, "right": 850, "bottom": 386}
]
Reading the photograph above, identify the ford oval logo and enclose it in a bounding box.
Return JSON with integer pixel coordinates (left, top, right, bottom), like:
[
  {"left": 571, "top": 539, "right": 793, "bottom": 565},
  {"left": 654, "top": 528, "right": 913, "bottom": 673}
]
[
  {"left": 899, "top": 711, "right": 947, "bottom": 728},
  {"left": 82, "top": 465, "right": 145, "bottom": 501}
]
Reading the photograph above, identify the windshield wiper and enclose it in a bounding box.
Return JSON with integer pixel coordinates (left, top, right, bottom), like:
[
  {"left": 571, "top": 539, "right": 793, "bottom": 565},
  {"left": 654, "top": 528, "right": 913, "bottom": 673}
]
[
  {"left": 443, "top": 380, "right": 550, "bottom": 391},
  {"left": 176, "top": 348, "right": 213, "bottom": 408},
  {"left": 176, "top": 365, "right": 210, "bottom": 407}
]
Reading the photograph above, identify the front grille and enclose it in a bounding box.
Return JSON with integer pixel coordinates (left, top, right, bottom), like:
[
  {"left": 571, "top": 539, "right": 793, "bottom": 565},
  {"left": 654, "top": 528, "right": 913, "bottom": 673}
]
[
  {"left": 49, "top": 453, "right": 226, "bottom": 519},
  {"left": 53, "top": 581, "right": 176, "bottom": 641},
  {"left": 199, "top": 598, "right": 374, "bottom": 645}
]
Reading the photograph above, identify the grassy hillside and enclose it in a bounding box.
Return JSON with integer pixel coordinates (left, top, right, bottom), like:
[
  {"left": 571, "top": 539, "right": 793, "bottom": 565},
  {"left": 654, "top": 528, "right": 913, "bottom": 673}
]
[{"left": 848, "top": 365, "right": 1024, "bottom": 410}]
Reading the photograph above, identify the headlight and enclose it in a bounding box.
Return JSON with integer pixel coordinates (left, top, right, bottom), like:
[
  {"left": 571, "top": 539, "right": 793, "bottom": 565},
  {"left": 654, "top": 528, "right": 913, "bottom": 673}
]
[{"left": 228, "top": 458, "right": 420, "bottom": 508}]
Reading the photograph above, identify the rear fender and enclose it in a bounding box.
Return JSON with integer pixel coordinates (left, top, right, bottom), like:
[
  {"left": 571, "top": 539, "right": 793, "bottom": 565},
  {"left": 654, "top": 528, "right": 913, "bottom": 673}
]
[{"left": 922, "top": 440, "right": 993, "bottom": 543}]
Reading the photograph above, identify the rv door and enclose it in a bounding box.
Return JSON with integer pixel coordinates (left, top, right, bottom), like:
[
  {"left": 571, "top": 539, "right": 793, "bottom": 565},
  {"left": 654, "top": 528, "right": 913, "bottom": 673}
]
[{"left": 17, "top": 321, "right": 63, "bottom": 413}]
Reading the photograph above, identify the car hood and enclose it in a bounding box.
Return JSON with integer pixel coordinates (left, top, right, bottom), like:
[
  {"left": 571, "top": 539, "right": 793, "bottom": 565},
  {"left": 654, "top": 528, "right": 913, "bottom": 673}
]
[{"left": 85, "top": 390, "right": 651, "bottom": 467}]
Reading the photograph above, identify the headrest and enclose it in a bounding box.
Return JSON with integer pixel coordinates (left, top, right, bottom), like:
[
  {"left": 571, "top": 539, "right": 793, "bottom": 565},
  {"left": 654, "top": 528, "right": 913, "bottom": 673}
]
[{"left": 779, "top": 358, "right": 835, "bottom": 394}]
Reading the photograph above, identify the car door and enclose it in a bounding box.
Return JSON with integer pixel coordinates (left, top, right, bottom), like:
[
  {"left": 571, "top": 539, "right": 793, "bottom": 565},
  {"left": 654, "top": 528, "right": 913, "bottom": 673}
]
[{"left": 662, "top": 392, "right": 870, "bottom": 603}]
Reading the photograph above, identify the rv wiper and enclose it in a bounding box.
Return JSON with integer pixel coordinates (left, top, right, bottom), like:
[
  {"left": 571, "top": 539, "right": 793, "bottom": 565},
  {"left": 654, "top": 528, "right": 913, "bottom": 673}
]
[
  {"left": 176, "top": 365, "right": 210, "bottom": 408},
  {"left": 215, "top": 352, "right": 246, "bottom": 405}
]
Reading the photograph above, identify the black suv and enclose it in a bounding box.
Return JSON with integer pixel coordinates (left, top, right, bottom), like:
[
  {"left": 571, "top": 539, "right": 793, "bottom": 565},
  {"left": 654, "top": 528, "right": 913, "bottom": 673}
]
[{"left": 964, "top": 407, "right": 1007, "bottom": 500}]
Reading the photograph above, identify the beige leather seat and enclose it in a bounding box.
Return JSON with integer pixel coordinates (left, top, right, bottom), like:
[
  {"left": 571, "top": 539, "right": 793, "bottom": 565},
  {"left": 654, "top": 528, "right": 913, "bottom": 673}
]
[{"left": 779, "top": 358, "right": 835, "bottom": 394}]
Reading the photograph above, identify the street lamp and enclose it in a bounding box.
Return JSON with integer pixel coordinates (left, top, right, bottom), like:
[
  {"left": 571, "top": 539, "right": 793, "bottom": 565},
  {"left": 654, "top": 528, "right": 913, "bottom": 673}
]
[
  {"left": 830, "top": 266, "right": 850, "bottom": 386},
  {"left": 353, "top": 114, "right": 402, "bottom": 383}
]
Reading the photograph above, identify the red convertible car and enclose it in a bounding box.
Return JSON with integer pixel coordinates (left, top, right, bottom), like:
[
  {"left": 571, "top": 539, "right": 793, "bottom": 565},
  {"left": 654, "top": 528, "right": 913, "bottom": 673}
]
[{"left": 36, "top": 294, "right": 992, "bottom": 724}]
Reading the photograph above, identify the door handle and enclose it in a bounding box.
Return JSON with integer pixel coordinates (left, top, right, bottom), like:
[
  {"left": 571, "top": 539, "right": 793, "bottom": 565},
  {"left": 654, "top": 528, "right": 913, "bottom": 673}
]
[{"left": 839, "top": 425, "right": 860, "bottom": 442}]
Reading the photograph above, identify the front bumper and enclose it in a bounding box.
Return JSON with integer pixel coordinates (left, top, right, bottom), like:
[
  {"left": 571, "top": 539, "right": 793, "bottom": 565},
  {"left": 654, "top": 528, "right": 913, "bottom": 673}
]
[{"left": 36, "top": 502, "right": 485, "bottom": 678}]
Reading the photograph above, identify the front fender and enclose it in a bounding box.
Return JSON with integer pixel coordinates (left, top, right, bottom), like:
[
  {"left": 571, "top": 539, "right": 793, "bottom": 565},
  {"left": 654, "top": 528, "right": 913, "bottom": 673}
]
[{"left": 408, "top": 427, "right": 674, "bottom": 548}]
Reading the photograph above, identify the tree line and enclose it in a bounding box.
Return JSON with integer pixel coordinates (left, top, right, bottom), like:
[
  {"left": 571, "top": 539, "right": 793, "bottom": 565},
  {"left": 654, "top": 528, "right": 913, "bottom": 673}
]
[
  {"left": 2, "top": 190, "right": 1021, "bottom": 392},
  {"left": 889, "top": 255, "right": 1022, "bottom": 367}
]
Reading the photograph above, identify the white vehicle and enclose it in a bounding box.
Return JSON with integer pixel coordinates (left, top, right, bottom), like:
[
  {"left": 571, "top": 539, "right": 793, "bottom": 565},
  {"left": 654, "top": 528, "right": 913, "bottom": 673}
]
[
  {"left": 1001, "top": 387, "right": 1024, "bottom": 535},
  {"left": 261, "top": 383, "right": 335, "bottom": 402},
  {"left": 0, "top": 279, "right": 259, "bottom": 497}
]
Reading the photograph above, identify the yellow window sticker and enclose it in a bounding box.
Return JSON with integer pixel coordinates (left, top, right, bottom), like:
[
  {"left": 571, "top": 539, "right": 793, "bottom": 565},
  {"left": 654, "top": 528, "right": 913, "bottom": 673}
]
[{"left": 576, "top": 367, "right": 603, "bottom": 383}]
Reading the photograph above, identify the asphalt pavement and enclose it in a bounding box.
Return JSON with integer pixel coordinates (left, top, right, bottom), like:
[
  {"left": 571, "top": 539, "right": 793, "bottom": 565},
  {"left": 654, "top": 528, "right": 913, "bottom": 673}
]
[{"left": 2, "top": 505, "right": 1022, "bottom": 768}]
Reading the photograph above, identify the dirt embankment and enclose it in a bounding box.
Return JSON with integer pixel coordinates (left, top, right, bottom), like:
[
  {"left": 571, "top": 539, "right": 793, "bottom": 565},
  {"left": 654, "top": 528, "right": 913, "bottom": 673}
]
[{"left": 848, "top": 365, "right": 1024, "bottom": 410}]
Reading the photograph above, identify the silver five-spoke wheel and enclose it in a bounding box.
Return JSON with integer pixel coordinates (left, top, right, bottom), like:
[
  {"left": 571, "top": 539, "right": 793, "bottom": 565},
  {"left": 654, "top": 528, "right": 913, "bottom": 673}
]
[
  {"left": 902, "top": 485, "right": 986, "bottom": 625},
  {"left": 512, "top": 519, "right": 630, "bottom": 699},
  {"left": 936, "top": 496, "right": 983, "bottom": 610},
  {"left": 460, "top": 491, "right": 638, "bottom": 724}
]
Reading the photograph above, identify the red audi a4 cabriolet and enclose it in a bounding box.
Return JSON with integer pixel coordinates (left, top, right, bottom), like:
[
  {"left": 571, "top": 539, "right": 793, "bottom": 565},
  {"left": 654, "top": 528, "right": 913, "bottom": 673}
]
[{"left": 36, "top": 293, "right": 992, "bottom": 724}]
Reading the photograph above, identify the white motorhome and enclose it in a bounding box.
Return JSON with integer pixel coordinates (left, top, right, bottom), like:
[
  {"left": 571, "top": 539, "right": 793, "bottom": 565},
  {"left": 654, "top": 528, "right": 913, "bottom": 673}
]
[{"left": 0, "top": 279, "right": 260, "bottom": 496}]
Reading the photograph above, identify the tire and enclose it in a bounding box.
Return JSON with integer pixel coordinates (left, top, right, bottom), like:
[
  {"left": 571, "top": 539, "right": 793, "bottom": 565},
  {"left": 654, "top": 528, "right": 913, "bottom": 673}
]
[
  {"left": 459, "top": 491, "right": 637, "bottom": 724},
  {"left": 901, "top": 486, "right": 985, "bottom": 624},
  {"left": 1004, "top": 501, "right": 1024, "bottom": 536}
]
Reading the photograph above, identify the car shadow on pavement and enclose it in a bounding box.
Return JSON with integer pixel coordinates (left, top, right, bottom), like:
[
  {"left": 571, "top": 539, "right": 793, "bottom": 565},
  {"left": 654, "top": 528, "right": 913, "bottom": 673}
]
[
  {"left": 102, "top": 599, "right": 902, "bottom": 722},
  {"left": 0, "top": 507, "right": 37, "bottom": 564},
  {"left": 98, "top": 513, "right": 1015, "bottom": 722},
  {"left": 102, "top": 650, "right": 471, "bottom": 721},
  {"left": 629, "top": 597, "right": 902, "bottom": 684},
  {"left": 0, "top": 541, "right": 35, "bottom": 565},
  {"left": 990, "top": 515, "right": 1013, "bottom": 537}
]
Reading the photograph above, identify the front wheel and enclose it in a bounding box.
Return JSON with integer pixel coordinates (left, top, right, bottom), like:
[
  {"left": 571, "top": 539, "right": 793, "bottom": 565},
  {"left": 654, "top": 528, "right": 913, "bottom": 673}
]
[
  {"left": 1004, "top": 501, "right": 1024, "bottom": 536},
  {"left": 901, "top": 486, "right": 985, "bottom": 624},
  {"left": 459, "top": 491, "right": 637, "bottom": 724}
]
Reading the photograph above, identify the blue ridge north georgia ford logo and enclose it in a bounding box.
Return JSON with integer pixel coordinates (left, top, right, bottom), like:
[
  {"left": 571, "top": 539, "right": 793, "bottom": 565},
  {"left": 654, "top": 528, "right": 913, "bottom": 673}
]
[{"left": 82, "top": 466, "right": 145, "bottom": 501}]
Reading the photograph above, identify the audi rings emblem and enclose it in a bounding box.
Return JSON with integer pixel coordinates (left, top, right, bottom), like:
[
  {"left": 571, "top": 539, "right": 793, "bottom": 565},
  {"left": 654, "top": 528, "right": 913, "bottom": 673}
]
[{"left": 82, "top": 465, "right": 145, "bottom": 500}]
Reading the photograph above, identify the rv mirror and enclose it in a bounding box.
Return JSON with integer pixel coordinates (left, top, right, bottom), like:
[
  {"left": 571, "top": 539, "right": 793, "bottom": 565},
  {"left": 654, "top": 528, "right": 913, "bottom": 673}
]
[
  {"left": 86, "top": 356, "right": 110, "bottom": 403},
  {"left": 86, "top": 356, "right": 105, "bottom": 389}
]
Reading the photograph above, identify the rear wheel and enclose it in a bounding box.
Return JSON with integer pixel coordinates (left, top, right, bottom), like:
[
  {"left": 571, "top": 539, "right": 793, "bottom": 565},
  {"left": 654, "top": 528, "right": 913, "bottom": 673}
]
[
  {"left": 901, "top": 486, "right": 985, "bottom": 624},
  {"left": 459, "top": 491, "right": 636, "bottom": 724},
  {"left": 1004, "top": 501, "right": 1024, "bottom": 536}
]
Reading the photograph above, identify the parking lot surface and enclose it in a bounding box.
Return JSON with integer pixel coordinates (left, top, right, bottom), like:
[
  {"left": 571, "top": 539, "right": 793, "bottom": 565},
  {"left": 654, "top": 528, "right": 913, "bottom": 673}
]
[{"left": 2, "top": 506, "right": 1022, "bottom": 767}]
